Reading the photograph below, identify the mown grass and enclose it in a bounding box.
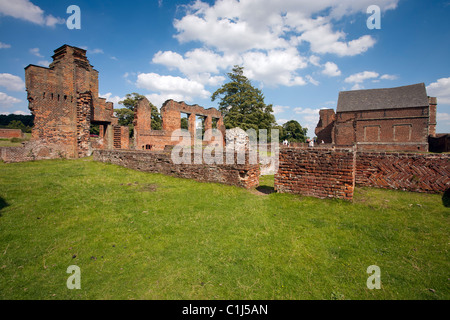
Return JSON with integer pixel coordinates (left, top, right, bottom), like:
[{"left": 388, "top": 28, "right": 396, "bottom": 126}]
[
  {"left": 0, "top": 158, "right": 448, "bottom": 300},
  {"left": 0, "top": 133, "right": 31, "bottom": 147}
]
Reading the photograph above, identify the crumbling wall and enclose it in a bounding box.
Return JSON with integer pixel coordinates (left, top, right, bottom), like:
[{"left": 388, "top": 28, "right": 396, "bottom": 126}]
[
  {"left": 133, "top": 99, "right": 225, "bottom": 151},
  {"left": 24, "top": 44, "right": 129, "bottom": 160},
  {"left": 0, "top": 141, "right": 64, "bottom": 163},
  {"left": 93, "top": 149, "right": 259, "bottom": 189}
]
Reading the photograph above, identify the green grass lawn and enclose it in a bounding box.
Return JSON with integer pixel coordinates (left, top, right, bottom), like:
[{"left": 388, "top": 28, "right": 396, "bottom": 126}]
[
  {"left": 0, "top": 158, "right": 448, "bottom": 300},
  {"left": 0, "top": 133, "right": 31, "bottom": 147}
]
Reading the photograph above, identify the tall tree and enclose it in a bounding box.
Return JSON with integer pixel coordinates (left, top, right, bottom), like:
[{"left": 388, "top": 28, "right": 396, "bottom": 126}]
[
  {"left": 211, "top": 66, "right": 276, "bottom": 132},
  {"left": 281, "top": 120, "right": 308, "bottom": 143}
]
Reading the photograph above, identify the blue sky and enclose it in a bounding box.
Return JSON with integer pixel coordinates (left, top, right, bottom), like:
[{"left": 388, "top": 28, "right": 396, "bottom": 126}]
[{"left": 1, "top": 0, "right": 450, "bottom": 135}]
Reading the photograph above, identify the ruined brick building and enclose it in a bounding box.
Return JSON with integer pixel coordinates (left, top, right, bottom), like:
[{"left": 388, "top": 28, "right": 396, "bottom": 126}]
[
  {"left": 315, "top": 83, "right": 437, "bottom": 152},
  {"left": 24, "top": 44, "right": 129, "bottom": 158},
  {"left": 133, "top": 98, "right": 225, "bottom": 151}
]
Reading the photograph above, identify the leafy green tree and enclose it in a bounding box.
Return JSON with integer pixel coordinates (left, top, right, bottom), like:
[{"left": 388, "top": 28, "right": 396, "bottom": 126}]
[
  {"left": 281, "top": 120, "right": 308, "bottom": 143},
  {"left": 118, "top": 93, "right": 144, "bottom": 111},
  {"left": 7, "top": 120, "right": 26, "bottom": 131},
  {"left": 0, "top": 114, "right": 34, "bottom": 128},
  {"left": 211, "top": 66, "right": 276, "bottom": 132},
  {"left": 114, "top": 108, "right": 135, "bottom": 127},
  {"left": 272, "top": 124, "right": 284, "bottom": 142},
  {"left": 180, "top": 117, "right": 188, "bottom": 130}
]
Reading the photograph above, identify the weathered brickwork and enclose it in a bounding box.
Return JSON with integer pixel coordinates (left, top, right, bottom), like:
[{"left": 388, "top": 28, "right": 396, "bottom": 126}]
[
  {"left": 113, "top": 126, "right": 129, "bottom": 150},
  {"left": 356, "top": 152, "right": 450, "bottom": 193},
  {"left": 275, "top": 148, "right": 356, "bottom": 201},
  {"left": 0, "top": 141, "right": 64, "bottom": 163},
  {"left": 0, "top": 129, "right": 24, "bottom": 139},
  {"left": 22, "top": 44, "right": 129, "bottom": 161},
  {"left": 93, "top": 149, "right": 259, "bottom": 189},
  {"left": 133, "top": 98, "right": 225, "bottom": 151}
]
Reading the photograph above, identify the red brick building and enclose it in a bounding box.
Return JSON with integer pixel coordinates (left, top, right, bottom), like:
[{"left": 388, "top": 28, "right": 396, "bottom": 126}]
[
  {"left": 24, "top": 44, "right": 129, "bottom": 158},
  {"left": 315, "top": 83, "right": 437, "bottom": 152}
]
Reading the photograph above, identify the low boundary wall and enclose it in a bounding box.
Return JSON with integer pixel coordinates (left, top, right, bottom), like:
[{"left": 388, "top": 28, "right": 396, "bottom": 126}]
[
  {"left": 275, "top": 148, "right": 356, "bottom": 201},
  {"left": 275, "top": 148, "right": 449, "bottom": 200},
  {"left": 356, "top": 152, "right": 449, "bottom": 193},
  {"left": 93, "top": 149, "right": 260, "bottom": 189}
]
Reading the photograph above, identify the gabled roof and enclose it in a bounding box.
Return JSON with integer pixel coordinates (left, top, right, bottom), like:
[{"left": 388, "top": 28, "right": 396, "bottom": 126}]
[{"left": 337, "top": 83, "right": 429, "bottom": 113}]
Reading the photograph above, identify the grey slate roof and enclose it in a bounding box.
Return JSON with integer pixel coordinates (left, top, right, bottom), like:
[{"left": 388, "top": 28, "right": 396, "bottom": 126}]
[{"left": 336, "top": 83, "right": 429, "bottom": 112}]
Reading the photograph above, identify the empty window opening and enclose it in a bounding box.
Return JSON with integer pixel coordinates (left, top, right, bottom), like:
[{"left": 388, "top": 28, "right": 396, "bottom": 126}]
[
  {"left": 180, "top": 112, "right": 189, "bottom": 130},
  {"left": 212, "top": 117, "right": 219, "bottom": 129},
  {"left": 196, "top": 115, "right": 206, "bottom": 140},
  {"left": 145, "top": 144, "right": 152, "bottom": 150}
]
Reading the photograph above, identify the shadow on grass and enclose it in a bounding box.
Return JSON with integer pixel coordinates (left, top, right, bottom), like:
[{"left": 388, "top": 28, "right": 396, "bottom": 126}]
[
  {"left": 0, "top": 197, "right": 8, "bottom": 216},
  {"left": 256, "top": 185, "right": 275, "bottom": 195},
  {"left": 443, "top": 188, "right": 450, "bottom": 208}
]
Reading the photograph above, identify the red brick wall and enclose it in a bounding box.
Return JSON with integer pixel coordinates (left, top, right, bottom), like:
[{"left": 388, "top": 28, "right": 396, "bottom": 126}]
[
  {"left": 93, "top": 149, "right": 259, "bottom": 189},
  {"left": 275, "top": 147, "right": 356, "bottom": 201},
  {"left": 0, "top": 129, "right": 23, "bottom": 139},
  {"left": 333, "top": 107, "right": 431, "bottom": 151},
  {"left": 113, "top": 126, "right": 129, "bottom": 150},
  {"left": 356, "top": 152, "right": 450, "bottom": 193}
]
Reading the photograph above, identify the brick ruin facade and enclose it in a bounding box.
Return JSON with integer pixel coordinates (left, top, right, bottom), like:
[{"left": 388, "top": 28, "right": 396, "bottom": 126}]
[
  {"left": 133, "top": 98, "right": 225, "bottom": 151},
  {"left": 2, "top": 45, "right": 447, "bottom": 198},
  {"left": 315, "top": 83, "right": 438, "bottom": 152},
  {"left": 22, "top": 44, "right": 129, "bottom": 159}
]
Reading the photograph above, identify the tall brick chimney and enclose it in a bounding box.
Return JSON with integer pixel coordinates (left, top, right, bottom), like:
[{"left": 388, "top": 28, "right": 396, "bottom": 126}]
[{"left": 428, "top": 96, "right": 437, "bottom": 137}]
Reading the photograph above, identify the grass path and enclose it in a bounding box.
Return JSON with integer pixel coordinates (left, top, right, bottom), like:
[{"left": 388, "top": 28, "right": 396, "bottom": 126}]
[{"left": 0, "top": 158, "right": 448, "bottom": 299}]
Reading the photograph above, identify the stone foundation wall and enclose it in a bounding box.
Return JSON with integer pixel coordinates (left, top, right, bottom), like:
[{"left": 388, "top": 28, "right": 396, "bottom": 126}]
[
  {"left": 356, "top": 152, "right": 450, "bottom": 193},
  {"left": 275, "top": 148, "right": 356, "bottom": 201},
  {"left": 93, "top": 149, "right": 260, "bottom": 189}
]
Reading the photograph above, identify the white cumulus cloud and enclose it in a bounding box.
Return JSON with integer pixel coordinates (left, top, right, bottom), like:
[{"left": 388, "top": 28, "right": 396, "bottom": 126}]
[
  {"left": 345, "top": 71, "right": 380, "bottom": 84},
  {"left": 427, "top": 77, "right": 450, "bottom": 105},
  {"left": 322, "top": 62, "right": 341, "bottom": 77},
  {"left": 272, "top": 105, "right": 290, "bottom": 115},
  {"left": 0, "top": 73, "right": 25, "bottom": 91},
  {"left": 136, "top": 73, "right": 210, "bottom": 103},
  {"left": 0, "top": 92, "right": 22, "bottom": 109},
  {"left": 0, "top": 0, "right": 64, "bottom": 26},
  {"left": 242, "top": 48, "right": 307, "bottom": 87}
]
